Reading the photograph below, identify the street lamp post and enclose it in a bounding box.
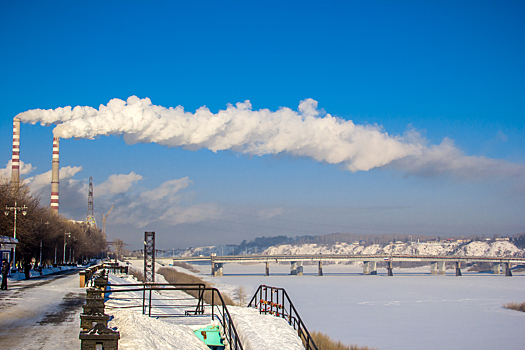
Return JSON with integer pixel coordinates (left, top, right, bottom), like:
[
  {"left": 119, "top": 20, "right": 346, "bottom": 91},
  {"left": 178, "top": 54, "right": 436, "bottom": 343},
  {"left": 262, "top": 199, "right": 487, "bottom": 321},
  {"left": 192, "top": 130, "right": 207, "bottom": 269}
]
[
  {"left": 40, "top": 220, "right": 49, "bottom": 267},
  {"left": 4, "top": 200, "right": 28, "bottom": 269},
  {"left": 63, "top": 232, "right": 71, "bottom": 264}
]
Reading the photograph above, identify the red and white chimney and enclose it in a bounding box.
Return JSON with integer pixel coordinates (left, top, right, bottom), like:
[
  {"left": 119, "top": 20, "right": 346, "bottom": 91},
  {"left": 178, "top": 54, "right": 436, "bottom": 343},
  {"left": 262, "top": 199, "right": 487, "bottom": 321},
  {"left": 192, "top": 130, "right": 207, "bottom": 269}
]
[
  {"left": 11, "top": 117, "right": 20, "bottom": 187},
  {"left": 50, "top": 137, "right": 60, "bottom": 213}
]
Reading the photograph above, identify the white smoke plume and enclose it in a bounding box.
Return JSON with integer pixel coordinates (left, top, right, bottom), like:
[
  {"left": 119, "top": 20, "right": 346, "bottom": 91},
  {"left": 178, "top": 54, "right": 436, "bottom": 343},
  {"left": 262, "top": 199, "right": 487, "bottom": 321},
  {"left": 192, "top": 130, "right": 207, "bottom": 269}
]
[
  {"left": 16, "top": 96, "right": 525, "bottom": 178},
  {"left": 16, "top": 96, "right": 424, "bottom": 172}
]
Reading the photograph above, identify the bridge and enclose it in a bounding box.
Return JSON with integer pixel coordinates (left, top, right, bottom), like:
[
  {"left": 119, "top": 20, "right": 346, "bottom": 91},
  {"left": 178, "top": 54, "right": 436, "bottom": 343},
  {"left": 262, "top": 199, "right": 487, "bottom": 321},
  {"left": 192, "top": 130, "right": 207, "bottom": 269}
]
[{"left": 169, "top": 254, "right": 525, "bottom": 277}]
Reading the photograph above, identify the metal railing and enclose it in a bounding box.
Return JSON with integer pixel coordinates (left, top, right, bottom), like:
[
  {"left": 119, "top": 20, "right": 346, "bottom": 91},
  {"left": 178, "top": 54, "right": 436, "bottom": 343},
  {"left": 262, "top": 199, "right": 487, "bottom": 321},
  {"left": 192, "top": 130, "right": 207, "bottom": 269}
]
[
  {"left": 99, "top": 283, "right": 243, "bottom": 350},
  {"left": 248, "top": 285, "right": 318, "bottom": 350}
]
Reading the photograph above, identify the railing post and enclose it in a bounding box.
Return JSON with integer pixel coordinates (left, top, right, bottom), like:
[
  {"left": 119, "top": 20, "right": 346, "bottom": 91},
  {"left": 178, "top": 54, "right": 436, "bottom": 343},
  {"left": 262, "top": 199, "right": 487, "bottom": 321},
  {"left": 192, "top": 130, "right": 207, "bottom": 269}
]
[
  {"left": 142, "top": 284, "right": 146, "bottom": 314},
  {"left": 148, "top": 285, "right": 152, "bottom": 317}
]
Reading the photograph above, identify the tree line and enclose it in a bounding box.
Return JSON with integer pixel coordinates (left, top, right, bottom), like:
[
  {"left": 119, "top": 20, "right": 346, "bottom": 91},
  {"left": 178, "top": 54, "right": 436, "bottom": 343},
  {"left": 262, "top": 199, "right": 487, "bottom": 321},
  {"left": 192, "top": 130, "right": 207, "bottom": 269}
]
[{"left": 0, "top": 178, "right": 106, "bottom": 266}]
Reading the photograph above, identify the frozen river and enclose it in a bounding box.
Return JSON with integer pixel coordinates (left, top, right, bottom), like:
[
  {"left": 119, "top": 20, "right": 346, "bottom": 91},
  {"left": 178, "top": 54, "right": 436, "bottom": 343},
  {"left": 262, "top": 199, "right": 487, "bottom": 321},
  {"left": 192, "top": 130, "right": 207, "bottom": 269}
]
[{"left": 188, "top": 262, "right": 525, "bottom": 350}]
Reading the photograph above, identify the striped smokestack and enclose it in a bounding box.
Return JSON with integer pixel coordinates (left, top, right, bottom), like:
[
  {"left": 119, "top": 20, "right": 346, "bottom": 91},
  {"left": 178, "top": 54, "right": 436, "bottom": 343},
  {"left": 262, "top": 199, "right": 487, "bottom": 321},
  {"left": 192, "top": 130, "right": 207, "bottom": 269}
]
[
  {"left": 11, "top": 117, "right": 20, "bottom": 188},
  {"left": 50, "top": 137, "right": 60, "bottom": 213}
]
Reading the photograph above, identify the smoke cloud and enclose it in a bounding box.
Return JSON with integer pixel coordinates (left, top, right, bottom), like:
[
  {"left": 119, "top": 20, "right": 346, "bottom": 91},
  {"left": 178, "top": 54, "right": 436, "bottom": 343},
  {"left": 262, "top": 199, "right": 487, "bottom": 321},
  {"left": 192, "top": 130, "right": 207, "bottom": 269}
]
[
  {"left": 16, "top": 96, "right": 525, "bottom": 178},
  {"left": 16, "top": 96, "right": 424, "bottom": 172}
]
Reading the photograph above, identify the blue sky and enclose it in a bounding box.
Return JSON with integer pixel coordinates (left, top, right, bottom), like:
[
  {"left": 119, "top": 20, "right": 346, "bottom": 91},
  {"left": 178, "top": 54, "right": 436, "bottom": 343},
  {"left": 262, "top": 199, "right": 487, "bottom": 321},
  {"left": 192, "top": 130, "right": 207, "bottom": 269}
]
[{"left": 1, "top": 1, "right": 524, "bottom": 249}]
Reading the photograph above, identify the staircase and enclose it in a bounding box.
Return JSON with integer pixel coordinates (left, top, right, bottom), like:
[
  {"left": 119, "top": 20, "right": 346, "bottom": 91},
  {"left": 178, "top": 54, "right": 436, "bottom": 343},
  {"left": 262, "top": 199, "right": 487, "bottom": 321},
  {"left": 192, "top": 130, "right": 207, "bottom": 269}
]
[{"left": 248, "top": 285, "right": 318, "bottom": 350}]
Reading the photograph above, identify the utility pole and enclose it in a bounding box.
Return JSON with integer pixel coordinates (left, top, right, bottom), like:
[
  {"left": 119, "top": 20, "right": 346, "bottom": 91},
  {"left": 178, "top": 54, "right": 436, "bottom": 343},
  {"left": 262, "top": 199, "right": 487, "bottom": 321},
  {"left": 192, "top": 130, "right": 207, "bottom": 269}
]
[{"left": 4, "top": 200, "right": 28, "bottom": 269}]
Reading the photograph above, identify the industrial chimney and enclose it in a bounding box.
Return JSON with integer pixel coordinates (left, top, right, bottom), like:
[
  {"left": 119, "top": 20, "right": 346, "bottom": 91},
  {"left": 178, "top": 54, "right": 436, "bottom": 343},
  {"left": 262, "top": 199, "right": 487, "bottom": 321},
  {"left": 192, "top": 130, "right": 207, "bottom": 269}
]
[
  {"left": 50, "top": 137, "right": 60, "bottom": 213},
  {"left": 11, "top": 117, "right": 20, "bottom": 188}
]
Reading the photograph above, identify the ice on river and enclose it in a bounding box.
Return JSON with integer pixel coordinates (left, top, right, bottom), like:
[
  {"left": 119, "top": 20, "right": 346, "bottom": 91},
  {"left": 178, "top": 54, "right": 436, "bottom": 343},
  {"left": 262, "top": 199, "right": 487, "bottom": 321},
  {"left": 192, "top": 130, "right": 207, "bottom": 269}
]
[{"left": 192, "top": 262, "right": 525, "bottom": 350}]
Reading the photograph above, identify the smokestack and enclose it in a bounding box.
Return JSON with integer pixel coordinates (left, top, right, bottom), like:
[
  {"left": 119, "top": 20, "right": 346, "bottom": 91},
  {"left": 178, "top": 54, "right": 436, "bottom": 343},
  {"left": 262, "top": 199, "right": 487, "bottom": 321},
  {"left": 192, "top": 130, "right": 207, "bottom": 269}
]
[
  {"left": 11, "top": 117, "right": 20, "bottom": 188},
  {"left": 50, "top": 137, "right": 60, "bottom": 213}
]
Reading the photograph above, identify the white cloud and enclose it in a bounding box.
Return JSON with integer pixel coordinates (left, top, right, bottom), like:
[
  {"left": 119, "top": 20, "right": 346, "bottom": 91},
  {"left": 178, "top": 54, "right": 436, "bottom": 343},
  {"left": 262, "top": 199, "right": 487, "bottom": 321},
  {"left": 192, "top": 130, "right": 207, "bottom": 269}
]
[
  {"left": 95, "top": 172, "right": 143, "bottom": 195},
  {"left": 26, "top": 166, "right": 83, "bottom": 193},
  {"left": 258, "top": 207, "right": 284, "bottom": 220},
  {"left": 108, "top": 177, "right": 210, "bottom": 228},
  {"left": 0, "top": 160, "right": 35, "bottom": 178}
]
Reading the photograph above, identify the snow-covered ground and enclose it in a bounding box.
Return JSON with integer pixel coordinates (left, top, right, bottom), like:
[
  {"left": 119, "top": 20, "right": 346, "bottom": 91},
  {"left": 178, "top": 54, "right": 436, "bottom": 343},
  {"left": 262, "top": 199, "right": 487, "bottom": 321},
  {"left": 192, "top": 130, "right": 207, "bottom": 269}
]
[
  {"left": 173, "top": 240, "right": 525, "bottom": 259},
  {"left": 0, "top": 268, "right": 85, "bottom": 349},
  {"left": 263, "top": 240, "right": 524, "bottom": 257},
  {"left": 113, "top": 260, "right": 306, "bottom": 349},
  {"left": 6, "top": 265, "right": 79, "bottom": 281},
  {"left": 190, "top": 262, "right": 525, "bottom": 350}
]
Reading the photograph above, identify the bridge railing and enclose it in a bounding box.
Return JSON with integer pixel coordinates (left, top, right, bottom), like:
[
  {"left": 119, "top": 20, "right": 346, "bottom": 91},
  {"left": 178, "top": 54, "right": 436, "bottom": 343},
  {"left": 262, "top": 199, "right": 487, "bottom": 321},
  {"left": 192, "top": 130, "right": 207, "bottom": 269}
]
[{"left": 248, "top": 284, "right": 318, "bottom": 350}]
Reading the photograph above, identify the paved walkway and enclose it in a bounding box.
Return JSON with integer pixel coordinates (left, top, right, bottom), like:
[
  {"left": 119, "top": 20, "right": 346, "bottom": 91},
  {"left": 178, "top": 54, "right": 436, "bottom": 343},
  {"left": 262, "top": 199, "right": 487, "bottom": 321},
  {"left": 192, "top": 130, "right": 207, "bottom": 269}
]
[{"left": 0, "top": 269, "right": 84, "bottom": 350}]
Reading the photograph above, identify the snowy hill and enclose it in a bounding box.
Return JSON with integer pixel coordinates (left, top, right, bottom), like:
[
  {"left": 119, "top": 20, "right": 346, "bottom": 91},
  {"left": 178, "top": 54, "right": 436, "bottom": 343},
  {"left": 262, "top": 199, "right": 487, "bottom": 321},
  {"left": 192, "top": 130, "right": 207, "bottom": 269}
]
[{"left": 262, "top": 241, "right": 525, "bottom": 258}]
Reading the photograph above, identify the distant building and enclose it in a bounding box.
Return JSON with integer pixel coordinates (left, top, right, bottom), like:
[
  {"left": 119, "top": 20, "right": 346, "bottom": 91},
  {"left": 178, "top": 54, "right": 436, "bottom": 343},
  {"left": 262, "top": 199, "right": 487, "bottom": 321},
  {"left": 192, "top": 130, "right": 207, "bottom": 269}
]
[{"left": 495, "top": 237, "right": 509, "bottom": 241}]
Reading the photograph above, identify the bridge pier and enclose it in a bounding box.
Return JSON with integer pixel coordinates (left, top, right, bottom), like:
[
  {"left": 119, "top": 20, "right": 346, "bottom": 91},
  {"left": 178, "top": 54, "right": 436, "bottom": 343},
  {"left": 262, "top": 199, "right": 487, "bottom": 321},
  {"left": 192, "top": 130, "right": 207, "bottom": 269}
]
[
  {"left": 296, "top": 261, "right": 303, "bottom": 275},
  {"left": 387, "top": 261, "right": 393, "bottom": 276},
  {"left": 318, "top": 261, "right": 323, "bottom": 276},
  {"left": 213, "top": 263, "right": 223, "bottom": 277},
  {"left": 455, "top": 261, "right": 462, "bottom": 276},
  {"left": 493, "top": 263, "right": 501, "bottom": 275},
  {"left": 290, "top": 261, "right": 297, "bottom": 275},
  {"left": 265, "top": 262, "right": 270, "bottom": 276},
  {"left": 363, "top": 261, "right": 370, "bottom": 275},
  {"left": 505, "top": 262, "right": 513, "bottom": 277},
  {"left": 370, "top": 261, "right": 377, "bottom": 275},
  {"left": 438, "top": 261, "right": 446, "bottom": 275},
  {"left": 431, "top": 262, "right": 438, "bottom": 275}
]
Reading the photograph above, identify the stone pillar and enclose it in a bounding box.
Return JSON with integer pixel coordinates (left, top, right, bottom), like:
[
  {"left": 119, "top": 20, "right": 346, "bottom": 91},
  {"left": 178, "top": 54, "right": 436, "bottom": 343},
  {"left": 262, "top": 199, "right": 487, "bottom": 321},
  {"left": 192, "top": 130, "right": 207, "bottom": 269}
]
[
  {"left": 505, "top": 262, "right": 513, "bottom": 277},
  {"left": 290, "top": 261, "right": 297, "bottom": 275},
  {"left": 430, "top": 262, "right": 438, "bottom": 275},
  {"left": 79, "top": 324, "right": 120, "bottom": 350},
  {"left": 265, "top": 262, "right": 270, "bottom": 276},
  {"left": 438, "top": 261, "right": 446, "bottom": 275},
  {"left": 455, "top": 261, "right": 462, "bottom": 276},
  {"left": 493, "top": 263, "right": 501, "bottom": 275},
  {"left": 211, "top": 262, "right": 215, "bottom": 276},
  {"left": 318, "top": 261, "right": 323, "bottom": 276},
  {"left": 370, "top": 261, "right": 377, "bottom": 275},
  {"left": 296, "top": 261, "right": 303, "bottom": 276},
  {"left": 363, "top": 261, "right": 370, "bottom": 275},
  {"left": 79, "top": 271, "right": 86, "bottom": 288}
]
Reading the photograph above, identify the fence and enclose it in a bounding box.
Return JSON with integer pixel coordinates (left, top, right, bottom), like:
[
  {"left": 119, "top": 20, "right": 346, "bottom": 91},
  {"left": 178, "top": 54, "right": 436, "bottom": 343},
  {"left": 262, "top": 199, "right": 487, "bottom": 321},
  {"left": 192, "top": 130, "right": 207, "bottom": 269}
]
[
  {"left": 97, "top": 282, "right": 244, "bottom": 350},
  {"left": 248, "top": 284, "right": 318, "bottom": 350}
]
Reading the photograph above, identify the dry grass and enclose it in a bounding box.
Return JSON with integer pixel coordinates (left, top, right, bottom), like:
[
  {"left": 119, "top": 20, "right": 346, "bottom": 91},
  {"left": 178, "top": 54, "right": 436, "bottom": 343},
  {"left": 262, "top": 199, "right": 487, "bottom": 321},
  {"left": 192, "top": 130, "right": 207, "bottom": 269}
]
[
  {"left": 158, "top": 267, "right": 235, "bottom": 306},
  {"left": 310, "top": 331, "right": 376, "bottom": 350},
  {"left": 504, "top": 302, "right": 525, "bottom": 312},
  {"left": 128, "top": 267, "right": 145, "bottom": 282},
  {"left": 171, "top": 261, "right": 200, "bottom": 273}
]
